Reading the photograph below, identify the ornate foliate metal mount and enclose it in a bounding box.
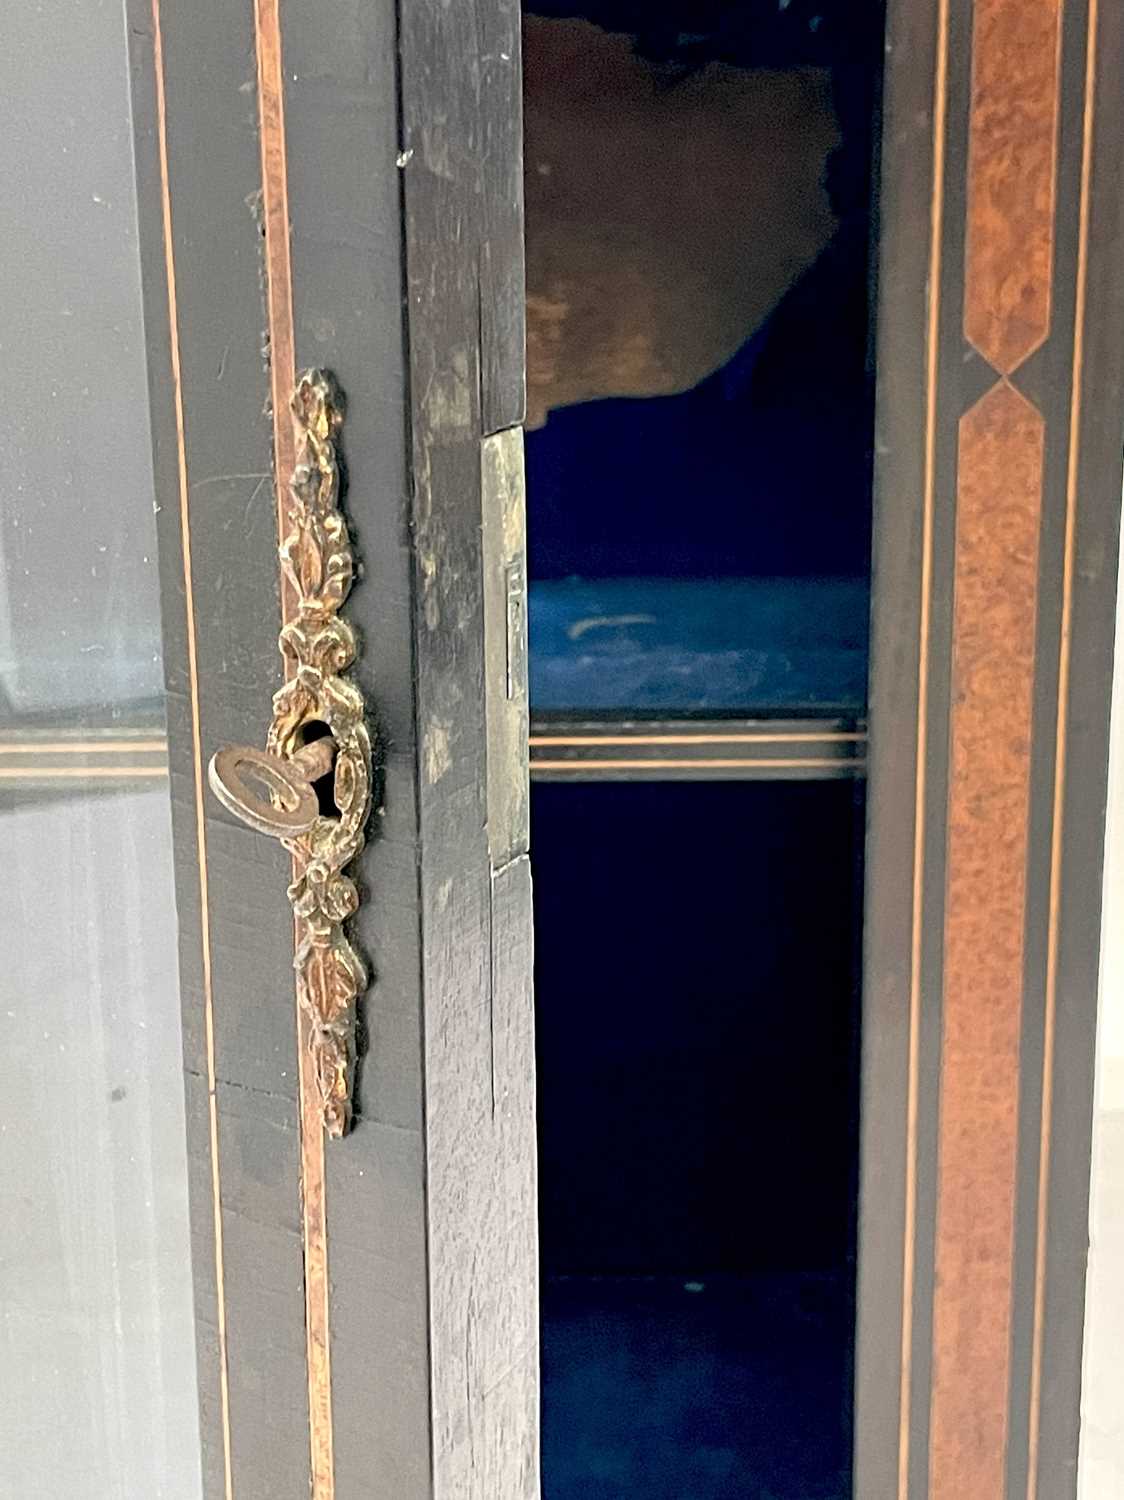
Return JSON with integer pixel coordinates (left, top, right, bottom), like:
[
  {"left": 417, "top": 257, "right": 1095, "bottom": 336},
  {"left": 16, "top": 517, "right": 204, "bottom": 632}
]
[{"left": 208, "top": 369, "right": 372, "bottom": 1138}]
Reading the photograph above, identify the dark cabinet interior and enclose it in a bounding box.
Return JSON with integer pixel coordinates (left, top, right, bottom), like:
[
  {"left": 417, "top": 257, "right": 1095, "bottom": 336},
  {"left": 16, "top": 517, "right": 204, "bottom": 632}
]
[
  {"left": 534, "top": 784, "right": 864, "bottom": 1278},
  {"left": 534, "top": 782, "right": 863, "bottom": 1496},
  {"left": 522, "top": 3, "right": 883, "bottom": 1495}
]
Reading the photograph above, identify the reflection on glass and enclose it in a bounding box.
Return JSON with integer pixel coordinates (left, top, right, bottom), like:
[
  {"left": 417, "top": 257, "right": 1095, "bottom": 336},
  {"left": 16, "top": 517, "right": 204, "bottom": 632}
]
[{"left": 0, "top": 1, "right": 202, "bottom": 1494}]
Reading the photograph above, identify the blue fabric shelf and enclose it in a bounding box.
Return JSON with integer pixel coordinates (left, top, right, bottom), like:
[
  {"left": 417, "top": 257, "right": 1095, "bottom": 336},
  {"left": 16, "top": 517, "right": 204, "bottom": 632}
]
[
  {"left": 542, "top": 1274, "right": 852, "bottom": 1500},
  {"left": 528, "top": 576, "right": 869, "bottom": 715}
]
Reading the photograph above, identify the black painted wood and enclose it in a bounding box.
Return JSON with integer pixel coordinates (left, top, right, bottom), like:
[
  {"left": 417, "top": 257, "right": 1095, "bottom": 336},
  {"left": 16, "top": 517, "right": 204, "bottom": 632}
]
[
  {"left": 1030, "top": 7, "right": 1124, "bottom": 1493},
  {"left": 128, "top": 0, "right": 535, "bottom": 1493},
  {"left": 856, "top": 3, "right": 1124, "bottom": 1498},
  {"left": 397, "top": 0, "right": 539, "bottom": 1487},
  {"left": 278, "top": 4, "right": 432, "bottom": 1493},
  {"left": 851, "top": 0, "right": 934, "bottom": 1460},
  {"left": 126, "top": 3, "right": 311, "bottom": 1497},
  {"left": 281, "top": 1, "right": 537, "bottom": 1496}
]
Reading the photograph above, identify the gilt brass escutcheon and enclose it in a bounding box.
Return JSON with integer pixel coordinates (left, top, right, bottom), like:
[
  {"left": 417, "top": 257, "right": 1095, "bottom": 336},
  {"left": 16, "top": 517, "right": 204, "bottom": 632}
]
[{"left": 207, "top": 369, "right": 373, "bottom": 1138}]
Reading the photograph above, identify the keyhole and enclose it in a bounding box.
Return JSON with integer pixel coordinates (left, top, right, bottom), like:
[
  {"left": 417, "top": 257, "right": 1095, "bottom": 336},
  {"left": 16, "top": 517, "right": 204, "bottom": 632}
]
[{"left": 299, "top": 721, "right": 338, "bottom": 818}]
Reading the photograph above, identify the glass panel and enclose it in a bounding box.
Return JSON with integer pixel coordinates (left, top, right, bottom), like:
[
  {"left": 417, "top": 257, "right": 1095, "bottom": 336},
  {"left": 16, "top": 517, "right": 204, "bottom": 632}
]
[
  {"left": 0, "top": 2, "right": 203, "bottom": 1494},
  {"left": 1079, "top": 531, "right": 1124, "bottom": 1499}
]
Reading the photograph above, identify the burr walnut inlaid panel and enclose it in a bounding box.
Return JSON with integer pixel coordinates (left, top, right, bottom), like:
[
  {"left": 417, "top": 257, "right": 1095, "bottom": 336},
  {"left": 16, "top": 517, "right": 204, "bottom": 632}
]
[
  {"left": 860, "top": 2, "right": 1122, "bottom": 1499},
  {"left": 911, "top": 0, "right": 1106, "bottom": 1497},
  {"left": 963, "top": 0, "right": 1062, "bottom": 374},
  {"left": 929, "top": 383, "right": 1044, "bottom": 1500}
]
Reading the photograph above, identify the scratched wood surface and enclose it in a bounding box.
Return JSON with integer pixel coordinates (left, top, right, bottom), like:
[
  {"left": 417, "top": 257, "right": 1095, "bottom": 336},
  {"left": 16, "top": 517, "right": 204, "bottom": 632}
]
[
  {"left": 132, "top": 0, "right": 535, "bottom": 1494},
  {"left": 398, "top": 1, "right": 540, "bottom": 1494},
  {"left": 280, "top": 0, "right": 538, "bottom": 1496},
  {"left": 127, "top": 1, "right": 313, "bottom": 1496}
]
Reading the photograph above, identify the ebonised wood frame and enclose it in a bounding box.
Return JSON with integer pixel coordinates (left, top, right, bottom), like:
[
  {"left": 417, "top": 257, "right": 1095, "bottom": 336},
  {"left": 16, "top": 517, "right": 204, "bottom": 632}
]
[
  {"left": 122, "top": 0, "right": 1124, "bottom": 1494},
  {"left": 127, "top": 1, "right": 535, "bottom": 1496},
  {"left": 857, "top": 3, "right": 1124, "bottom": 1498}
]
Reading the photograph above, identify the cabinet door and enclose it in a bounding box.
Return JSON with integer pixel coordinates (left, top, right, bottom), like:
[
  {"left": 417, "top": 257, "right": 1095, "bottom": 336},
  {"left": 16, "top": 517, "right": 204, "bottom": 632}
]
[
  {"left": 56, "top": 2, "right": 531, "bottom": 1498},
  {"left": 857, "top": 2, "right": 1124, "bottom": 1498}
]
